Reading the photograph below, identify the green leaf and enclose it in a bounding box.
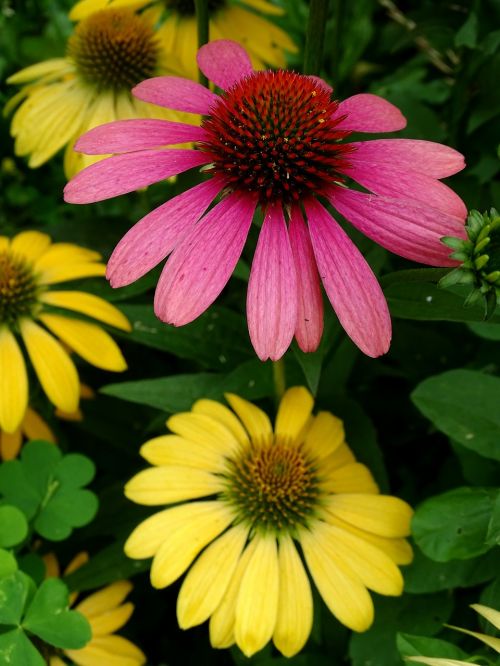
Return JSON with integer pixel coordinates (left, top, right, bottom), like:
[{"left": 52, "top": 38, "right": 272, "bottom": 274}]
[
  {"left": 397, "top": 633, "right": 469, "bottom": 660},
  {"left": 412, "top": 369, "right": 500, "bottom": 461},
  {"left": 412, "top": 487, "right": 499, "bottom": 561},
  {"left": 0, "top": 629, "right": 45, "bottom": 666},
  {"left": 455, "top": 12, "right": 478, "bottom": 48},
  {"left": 0, "top": 549, "right": 18, "bottom": 578},
  {"left": 54, "top": 454, "right": 95, "bottom": 489},
  {"left": 23, "top": 578, "right": 91, "bottom": 650},
  {"left": 0, "top": 571, "right": 33, "bottom": 626},
  {"left": 486, "top": 492, "right": 500, "bottom": 547},
  {"left": 0, "top": 506, "right": 28, "bottom": 548},
  {"left": 34, "top": 490, "right": 98, "bottom": 541}
]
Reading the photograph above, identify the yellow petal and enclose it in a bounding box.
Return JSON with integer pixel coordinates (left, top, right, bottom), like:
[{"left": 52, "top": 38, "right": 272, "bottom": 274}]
[
  {"left": 0, "top": 327, "right": 28, "bottom": 433},
  {"left": 140, "top": 434, "right": 226, "bottom": 472},
  {"left": 167, "top": 412, "right": 239, "bottom": 457},
  {"left": 34, "top": 243, "right": 101, "bottom": 270},
  {"left": 225, "top": 393, "right": 272, "bottom": 446},
  {"left": 326, "top": 495, "right": 413, "bottom": 538},
  {"left": 471, "top": 603, "right": 500, "bottom": 631},
  {"left": 177, "top": 524, "right": 249, "bottom": 628},
  {"left": 38, "top": 261, "right": 106, "bottom": 285},
  {"left": 19, "top": 318, "right": 79, "bottom": 413},
  {"left": 242, "top": 0, "right": 285, "bottom": 15},
  {"left": 39, "top": 313, "right": 127, "bottom": 372},
  {"left": 275, "top": 386, "right": 314, "bottom": 445},
  {"left": 125, "top": 466, "right": 223, "bottom": 506},
  {"left": 0, "top": 237, "right": 9, "bottom": 252},
  {"left": 10, "top": 231, "right": 51, "bottom": 263},
  {"left": 322, "top": 443, "right": 357, "bottom": 472},
  {"left": 7, "top": 59, "right": 68, "bottom": 84},
  {"left": 22, "top": 407, "right": 56, "bottom": 443},
  {"left": 88, "top": 602, "right": 134, "bottom": 637},
  {"left": 65, "top": 634, "right": 146, "bottom": 666},
  {"left": 273, "top": 535, "right": 313, "bottom": 657},
  {"left": 41, "top": 291, "right": 131, "bottom": 331},
  {"left": 235, "top": 533, "right": 279, "bottom": 657},
  {"left": 192, "top": 399, "right": 249, "bottom": 446},
  {"left": 150, "top": 503, "right": 234, "bottom": 589},
  {"left": 0, "top": 428, "right": 23, "bottom": 460},
  {"left": 43, "top": 553, "right": 60, "bottom": 578},
  {"left": 300, "top": 526, "right": 374, "bottom": 632},
  {"left": 406, "top": 659, "right": 470, "bottom": 666},
  {"left": 302, "top": 411, "right": 345, "bottom": 461},
  {"left": 75, "top": 581, "right": 132, "bottom": 618},
  {"left": 64, "top": 551, "right": 89, "bottom": 576},
  {"left": 50, "top": 656, "right": 67, "bottom": 666},
  {"left": 445, "top": 624, "right": 500, "bottom": 653},
  {"left": 321, "top": 463, "right": 379, "bottom": 494}
]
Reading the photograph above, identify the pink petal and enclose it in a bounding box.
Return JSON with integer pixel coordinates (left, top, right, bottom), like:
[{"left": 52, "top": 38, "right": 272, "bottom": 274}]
[
  {"left": 75, "top": 119, "right": 207, "bottom": 155},
  {"left": 305, "top": 198, "right": 391, "bottom": 358},
  {"left": 197, "top": 40, "right": 253, "bottom": 90},
  {"left": 64, "top": 149, "right": 209, "bottom": 204},
  {"left": 289, "top": 206, "right": 323, "bottom": 353},
  {"left": 107, "top": 178, "right": 223, "bottom": 287},
  {"left": 329, "top": 187, "right": 466, "bottom": 267},
  {"left": 154, "top": 191, "right": 258, "bottom": 326},
  {"left": 348, "top": 139, "right": 465, "bottom": 178},
  {"left": 247, "top": 203, "right": 298, "bottom": 361},
  {"left": 132, "top": 76, "right": 219, "bottom": 114},
  {"left": 345, "top": 162, "right": 467, "bottom": 219},
  {"left": 334, "top": 94, "right": 407, "bottom": 133}
]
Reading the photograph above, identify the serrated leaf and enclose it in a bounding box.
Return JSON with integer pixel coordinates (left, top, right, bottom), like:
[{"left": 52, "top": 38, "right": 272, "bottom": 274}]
[
  {"left": 0, "top": 629, "right": 45, "bottom": 666},
  {"left": 0, "top": 505, "right": 28, "bottom": 548}
]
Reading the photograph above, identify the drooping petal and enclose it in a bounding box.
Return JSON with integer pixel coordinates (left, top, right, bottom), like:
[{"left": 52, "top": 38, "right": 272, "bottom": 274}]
[
  {"left": 334, "top": 94, "right": 406, "bottom": 133},
  {"left": 10, "top": 231, "right": 51, "bottom": 263},
  {"left": 197, "top": 40, "right": 253, "bottom": 90},
  {"left": 19, "top": 319, "right": 79, "bottom": 414},
  {"left": 107, "top": 178, "right": 223, "bottom": 288},
  {"left": 177, "top": 524, "right": 249, "bottom": 628},
  {"left": 235, "top": 534, "right": 279, "bottom": 657},
  {"left": 132, "top": 76, "right": 219, "bottom": 114},
  {"left": 326, "top": 494, "right": 413, "bottom": 537},
  {"left": 192, "top": 399, "right": 249, "bottom": 445},
  {"left": 75, "top": 119, "right": 207, "bottom": 155},
  {"left": 154, "top": 191, "right": 257, "bottom": 326},
  {"left": 406, "top": 658, "right": 470, "bottom": 666},
  {"left": 289, "top": 206, "right": 324, "bottom": 352},
  {"left": 471, "top": 604, "right": 500, "bottom": 631},
  {"left": 124, "top": 466, "right": 223, "bottom": 506},
  {"left": 305, "top": 198, "right": 391, "bottom": 358},
  {"left": 247, "top": 203, "right": 298, "bottom": 361},
  {"left": 0, "top": 429, "right": 22, "bottom": 461},
  {"left": 40, "top": 291, "right": 131, "bottom": 331},
  {"left": 64, "top": 149, "right": 210, "bottom": 204},
  {"left": 225, "top": 393, "right": 272, "bottom": 445},
  {"left": 273, "top": 535, "right": 313, "bottom": 657},
  {"left": 0, "top": 328, "right": 28, "bottom": 434},
  {"left": 76, "top": 581, "right": 132, "bottom": 618},
  {"left": 65, "top": 634, "right": 146, "bottom": 666},
  {"left": 23, "top": 407, "right": 56, "bottom": 443},
  {"left": 348, "top": 139, "right": 465, "bottom": 178},
  {"left": 275, "top": 386, "right": 314, "bottom": 446},
  {"left": 87, "top": 603, "right": 134, "bottom": 637},
  {"left": 329, "top": 187, "right": 466, "bottom": 266}
]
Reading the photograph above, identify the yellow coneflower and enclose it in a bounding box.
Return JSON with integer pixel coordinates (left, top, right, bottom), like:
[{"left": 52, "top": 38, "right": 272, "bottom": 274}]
[
  {"left": 68, "top": 0, "right": 297, "bottom": 75},
  {"left": 0, "top": 230, "right": 130, "bottom": 435},
  {"left": 125, "top": 386, "right": 413, "bottom": 658},
  {"left": 44, "top": 552, "right": 146, "bottom": 666},
  {"left": 5, "top": 6, "right": 192, "bottom": 177}
]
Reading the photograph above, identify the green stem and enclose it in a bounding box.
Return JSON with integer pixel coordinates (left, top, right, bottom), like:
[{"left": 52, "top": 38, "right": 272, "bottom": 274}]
[
  {"left": 194, "top": 0, "right": 209, "bottom": 87},
  {"left": 272, "top": 359, "right": 286, "bottom": 402},
  {"left": 303, "top": 0, "right": 330, "bottom": 75}
]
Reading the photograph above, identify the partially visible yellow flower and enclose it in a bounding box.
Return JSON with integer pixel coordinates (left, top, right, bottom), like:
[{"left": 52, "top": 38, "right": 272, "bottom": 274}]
[
  {"left": 69, "top": 0, "right": 298, "bottom": 76},
  {"left": 125, "top": 386, "right": 413, "bottom": 658},
  {"left": 44, "top": 552, "right": 146, "bottom": 666},
  {"left": 0, "top": 230, "right": 130, "bottom": 434},
  {"left": 5, "top": 6, "right": 192, "bottom": 177},
  {"left": 406, "top": 603, "right": 500, "bottom": 666}
]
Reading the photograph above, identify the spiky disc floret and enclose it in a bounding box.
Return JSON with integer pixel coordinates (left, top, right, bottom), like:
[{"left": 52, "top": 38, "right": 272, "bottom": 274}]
[
  {"left": 200, "top": 71, "right": 353, "bottom": 205},
  {"left": 0, "top": 251, "right": 40, "bottom": 328}
]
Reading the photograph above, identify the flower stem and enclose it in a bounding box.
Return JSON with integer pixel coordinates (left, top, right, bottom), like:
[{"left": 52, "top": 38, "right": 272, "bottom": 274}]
[
  {"left": 303, "top": 0, "right": 330, "bottom": 75},
  {"left": 194, "top": 0, "right": 209, "bottom": 87},
  {"left": 272, "top": 359, "right": 286, "bottom": 402}
]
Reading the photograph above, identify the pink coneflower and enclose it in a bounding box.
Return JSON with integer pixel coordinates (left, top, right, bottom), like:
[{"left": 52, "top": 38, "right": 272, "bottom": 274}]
[{"left": 64, "top": 40, "right": 467, "bottom": 361}]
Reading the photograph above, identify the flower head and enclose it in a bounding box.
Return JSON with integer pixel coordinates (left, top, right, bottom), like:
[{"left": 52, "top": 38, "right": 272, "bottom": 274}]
[
  {"left": 65, "top": 40, "right": 467, "bottom": 360},
  {"left": 5, "top": 7, "right": 191, "bottom": 176},
  {"left": 124, "top": 386, "right": 413, "bottom": 657},
  {"left": 0, "top": 230, "right": 130, "bottom": 434}
]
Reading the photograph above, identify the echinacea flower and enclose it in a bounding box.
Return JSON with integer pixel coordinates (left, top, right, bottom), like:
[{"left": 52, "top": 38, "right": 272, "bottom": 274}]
[
  {"left": 65, "top": 40, "right": 467, "bottom": 361},
  {"left": 124, "top": 386, "right": 413, "bottom": 657},
  {"left": 5, "top": 7, "right": 193, "bottom": 177},
  {"left": 0, "top": 230, "right": 130, "bottom": 434},
  {"left": 68, "top": 0, "right": 297, "bottom": 74},
  {"left": 44, "top": 552, "right": 146, "bottom": 666}
]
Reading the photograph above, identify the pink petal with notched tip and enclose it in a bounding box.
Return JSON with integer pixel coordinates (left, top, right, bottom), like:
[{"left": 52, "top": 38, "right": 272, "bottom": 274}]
[
  {"left": 288, "top": 206, "right": 323, "bottom": 353},
  {"left": 305, "top": 198, "right": 391, "bottom": 358},
  {"left": 328, "top": 187, "right": 466, "bottom": 267},
  {"left": 75, "top": 119, "right": 208, "bottom": 155},
  {"left": 107, "top": 178, "right": 224, "bottom": 288},
  {"left": 132, "top": 76, "right": 219, "bottom": 114},
  {"left": 333, "top": 94, "right": 407, "bottom": 133},
  {"left": 64, "top": 149, "right": 210, "bottom": 204},
  {"left": 197, "top": 40, "right": 253, "bottom": 90},
  {"left": 247, "top": 203, "right": 298, "bottom": 361},
  {"left": 348, "top": 139, "right": 465, "bottom": 178},
  {"left": 154, "top": 191, "right": 258, "bottom": 326}
]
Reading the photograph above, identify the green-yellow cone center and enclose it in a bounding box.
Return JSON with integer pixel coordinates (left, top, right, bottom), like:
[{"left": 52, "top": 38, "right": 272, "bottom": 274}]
[
  {"left": 68, "top": 8, "right": 159, "bottom": 91},
  {"left": 0, "top": 251, "right": 39, "bottom": 328},
  {"left": 224, "top": 441, "right": 319, "bottom": 533}
]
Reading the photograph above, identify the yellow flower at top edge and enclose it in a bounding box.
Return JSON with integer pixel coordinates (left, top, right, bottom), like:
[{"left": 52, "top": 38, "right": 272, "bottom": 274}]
[
  {"left": 125, "top": 386, "right": 414, "bottom": 658},
  {"left": 68, "top": 0, "right": 298, "bottom": 77},
  {"left": 44, "top": 552, "right": 146, "bottom": 666},
  {"left": 5, "top": 5, "right": 194, "bottom": 177},
  {"left": 0, "top": 230, "right": 130, "bottom": 435}
]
